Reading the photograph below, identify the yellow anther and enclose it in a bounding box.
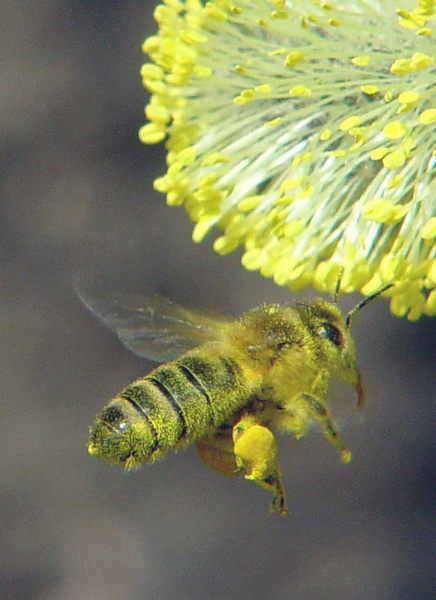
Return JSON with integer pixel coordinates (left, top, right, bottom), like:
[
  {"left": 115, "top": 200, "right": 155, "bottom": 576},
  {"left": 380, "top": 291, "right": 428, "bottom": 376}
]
[
  {"left": 419, "top": 108, "right": 436, "bottom": 124},
  {"left": 238, "top": 196, "right": 263, "bottom": 212},
  {"left": 264, "top": 117, "right": 282, "bottom": 126},
  {"left": 361, "top": 85, "right": 378, "bottom": 95},
  {"left": 398, "top": 90, "right": 420, "bottom": 104},
  {"left": 383, "top": 121, "right": 407, "bottom": 139},
  {"left": 192, "top": 218, "right": 216, "bottom": 243},
  {"left": 320, "top": 129, "right": 332, "bottom": 140},
  {"left": 284, "top": 51, "right": 304, "bottom": 67},
  {"left": 421, "top": 217, "right": 436, "bottom": 239},
  {"left": 254, "top": 84, "right": 272, "bottom": 94},
  {"left": 289, "top": 85, "right": 312, "bottom": 96},
  {"left": 351, "top": 56, "right": 370, "bottom": 67},
  {"left": 382, "top": 151, "right": 406, "bottom": 169},
  {"left": 339, "top": 116, "right": 361, "bottom": 131},
  {"left": 138, "top": 123, "right": 166, "bottom": 144}
]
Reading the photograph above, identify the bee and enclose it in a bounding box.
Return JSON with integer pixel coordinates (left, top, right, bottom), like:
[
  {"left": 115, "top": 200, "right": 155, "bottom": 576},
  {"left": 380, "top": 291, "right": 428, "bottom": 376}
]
[{"left": 80, "top": 281, "right": 391, "bottom": 514}]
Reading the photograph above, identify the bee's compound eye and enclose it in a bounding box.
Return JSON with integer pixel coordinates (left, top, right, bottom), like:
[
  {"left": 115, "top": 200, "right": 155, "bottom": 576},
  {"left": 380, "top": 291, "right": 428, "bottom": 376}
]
[{"left": 316, "top": 324, "right": 342, "bottom": 348}]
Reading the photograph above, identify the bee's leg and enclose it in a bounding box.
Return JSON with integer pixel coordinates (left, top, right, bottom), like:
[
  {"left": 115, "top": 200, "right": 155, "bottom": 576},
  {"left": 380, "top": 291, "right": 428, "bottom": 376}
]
[
  {"left": 298, "top": 369, "right": 352, "bottom": 463},
  {"left": 195, "top": 426, "right": 238, "bottom": 477},
  {"left": 232, "top": 415, "right": 289, "bottom": 515}
]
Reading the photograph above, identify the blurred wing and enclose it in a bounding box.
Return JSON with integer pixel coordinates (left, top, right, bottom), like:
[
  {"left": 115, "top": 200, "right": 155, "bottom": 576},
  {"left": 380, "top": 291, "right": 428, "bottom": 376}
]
[{"left": 77, "top": 287, "right": 231, "bottom": 362}]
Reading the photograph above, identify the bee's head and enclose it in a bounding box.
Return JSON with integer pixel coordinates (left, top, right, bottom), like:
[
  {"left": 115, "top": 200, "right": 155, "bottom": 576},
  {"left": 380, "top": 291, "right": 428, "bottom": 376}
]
[
  {"left": 296, "top": 298, "right": 364, "bottom": 404},
  {"left": 299, "top": 282, "right": 393, "bottom": 406},
  {"left": 88, "top": 401, "right": 155, "bottom": 469}
]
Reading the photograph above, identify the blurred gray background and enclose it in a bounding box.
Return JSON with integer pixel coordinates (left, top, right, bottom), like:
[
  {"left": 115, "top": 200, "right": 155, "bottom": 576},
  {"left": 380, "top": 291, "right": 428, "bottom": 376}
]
[{"left": 1, "top": 2, "right": 435, "bottom": 599}]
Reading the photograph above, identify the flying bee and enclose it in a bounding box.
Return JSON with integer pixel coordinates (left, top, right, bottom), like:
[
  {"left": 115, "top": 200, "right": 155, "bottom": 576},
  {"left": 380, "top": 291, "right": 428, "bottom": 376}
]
[{"left": 79, "top": 281, "right": 392, "bottom": 514}]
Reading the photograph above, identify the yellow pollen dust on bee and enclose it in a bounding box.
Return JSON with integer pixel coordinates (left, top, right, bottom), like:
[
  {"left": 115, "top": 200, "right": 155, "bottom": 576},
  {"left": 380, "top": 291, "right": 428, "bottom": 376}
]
[{"left": 80, "top": 279, "right": 392, "bottom": 515}]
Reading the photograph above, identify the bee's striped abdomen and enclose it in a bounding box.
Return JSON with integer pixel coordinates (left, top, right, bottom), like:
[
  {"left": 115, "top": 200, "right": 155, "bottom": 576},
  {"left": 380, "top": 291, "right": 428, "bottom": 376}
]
[
  {"left": 144, "top": 352, "right": 243, "bottom": 449},
  {"left": 176, "top": 354, "right": 243, "bottom": 426},
  {"left": 88, "top": 350, "right": 248, "bottom": 468},
  {"left": 120, "top": 371, "right": 187, "bottom": 455}
]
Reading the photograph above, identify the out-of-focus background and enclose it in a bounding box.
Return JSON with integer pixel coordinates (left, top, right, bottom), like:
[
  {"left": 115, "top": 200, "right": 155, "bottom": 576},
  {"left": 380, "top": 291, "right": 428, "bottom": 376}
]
[{"left": 2, "top": 2, "right": 435, "bottom": 599}]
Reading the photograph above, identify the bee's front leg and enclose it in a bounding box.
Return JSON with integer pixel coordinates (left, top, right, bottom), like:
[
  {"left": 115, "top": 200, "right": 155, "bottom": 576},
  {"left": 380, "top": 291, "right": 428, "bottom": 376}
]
[
  {"left": 232, "top": 415, "right": 289, "bottom": 515},
  {"left": 298, "top": 369, "right": 352, "bottom": 463}
]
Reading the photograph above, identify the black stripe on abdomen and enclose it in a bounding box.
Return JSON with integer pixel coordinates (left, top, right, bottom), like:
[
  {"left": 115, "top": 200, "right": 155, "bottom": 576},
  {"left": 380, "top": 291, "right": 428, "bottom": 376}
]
[
  {"left": 119, "top": 391, "right": 159, "bottom": 451},
  {"left": 177, "top": 364, "right": 212, "bottom": 407},
  {"left": 147, "top": 376, "right": 187, "bottom": 440},
  {"left": 178, "top": 355, "right": 239, "bottom": 390},
  {"left": 177, "top": 363, "right": 214, "bottom": 426}
]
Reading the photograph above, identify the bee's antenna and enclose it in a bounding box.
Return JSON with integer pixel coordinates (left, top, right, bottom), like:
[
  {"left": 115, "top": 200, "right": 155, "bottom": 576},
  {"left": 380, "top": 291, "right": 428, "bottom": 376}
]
[
  {"left": 345, "top": 283, "right": 394, "bottom": 329},
  {"left": 333, "top": 268, "right": 344, "bottom": 304}
]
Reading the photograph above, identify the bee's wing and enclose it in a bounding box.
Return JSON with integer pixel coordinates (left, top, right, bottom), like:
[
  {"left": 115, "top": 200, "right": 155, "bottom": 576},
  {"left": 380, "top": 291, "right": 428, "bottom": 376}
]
[{"left": 77, "top": 287, "right": 231, "bottom": 362}]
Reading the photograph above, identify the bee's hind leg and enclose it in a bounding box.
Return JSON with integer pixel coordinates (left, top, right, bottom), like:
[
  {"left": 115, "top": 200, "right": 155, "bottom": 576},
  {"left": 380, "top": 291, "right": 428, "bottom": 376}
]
[{"left": 232, "top": 415, "right": 289, "bottom": 515}]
